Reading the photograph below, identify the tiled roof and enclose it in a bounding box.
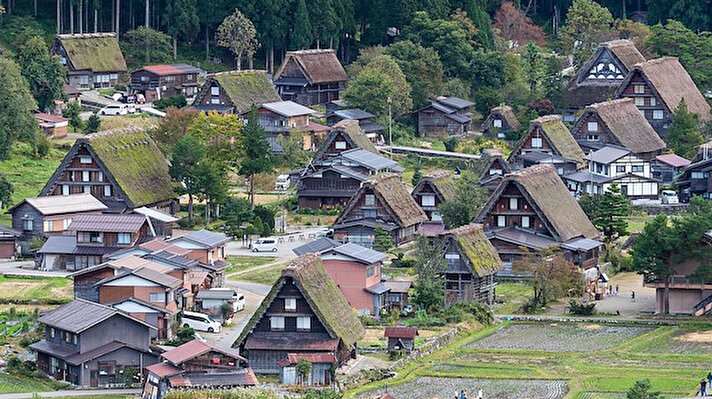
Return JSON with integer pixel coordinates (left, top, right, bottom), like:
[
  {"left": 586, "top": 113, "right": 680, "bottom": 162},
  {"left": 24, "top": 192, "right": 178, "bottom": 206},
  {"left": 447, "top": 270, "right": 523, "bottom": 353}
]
[
  {"left": 293, "top": 238, "right": 342, "bottom": 256},
  {"left": 67, "top": 213, "right": 147, "bottom": 233},
  {"left": 655, "top": 153, "right": 691, "bottom": 168},
  {"left": 145, "top": 362, "right": 181, "bottom": 378},
  {"left": 35, "top": 113, "right": 68, "bottom": 123},
  {"left": 37, "top": 298, "right": 154, "bottom": 333},
  {"left": 139, "top": 64, "right": 201, "bottom": 76},
  {"left": 195, "top": 288, "right": 238, "bottom": 300},
  {"left": 325, "top": 243, "right": 387, "bottom": 264},
  {"left": 384, "top": 326, "right": 418, "bottom": 339},
  {"left": 162, "top": 339, "right": 244, "bottom": 366}
]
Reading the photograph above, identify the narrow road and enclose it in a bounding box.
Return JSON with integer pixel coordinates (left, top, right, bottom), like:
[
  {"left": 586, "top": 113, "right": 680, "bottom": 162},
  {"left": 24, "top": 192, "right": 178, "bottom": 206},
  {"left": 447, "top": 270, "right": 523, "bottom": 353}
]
[
  {"left": 225, "top": 259, "right": 285, "bottom": 278},
  {"left": 0, "top": 389, "right": 140, "bottom": 398}
]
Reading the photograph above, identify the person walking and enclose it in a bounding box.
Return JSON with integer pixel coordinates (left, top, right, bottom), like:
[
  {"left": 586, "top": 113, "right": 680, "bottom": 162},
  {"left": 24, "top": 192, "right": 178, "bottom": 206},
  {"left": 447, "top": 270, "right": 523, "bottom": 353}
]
[
  {"left": 631, "top": 290, "right": 636, "bottom": 302},
  {"left": 707, "top": 371, "right": 712, "bottom": 388},
  {"left": 477, "top": 388, "right": 483, "bottom": 399},
  {"left": 701, "top": 378, "right": 707, "bottom": 396},
  {"left": 615, "top": 285, "right": 619, "bottom": 296}
]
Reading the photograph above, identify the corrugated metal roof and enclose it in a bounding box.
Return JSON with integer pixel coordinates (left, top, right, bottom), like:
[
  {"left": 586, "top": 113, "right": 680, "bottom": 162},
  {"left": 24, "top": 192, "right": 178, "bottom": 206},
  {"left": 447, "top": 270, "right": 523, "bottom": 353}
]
[
  {"left": 17, "top": 194, "right": 107, "bottom": 215},
  {"left": 140, "top": 64, "right": 202, "bottom": 76},
  {"left": 145, "top": 362, "right": 181, "bottom": 378},
  {"left": 37, "top": 236, "right": 77, "bottom": 254},
  {"left": 37, "top": 298, "right": 154, "bottom": 333},
  {"left": 584, "top": 145, "right": 631, "bottom": 164},
  {"left": 261, "top": 100, "right": 315, "bottom": 117},
  {"left": 162, "top": 339, "right": 244, "bottom": 366},
  {"left": 293, "top": 238, "right": 341, "bottom": 256},
  {"left": 340, "top": 148, "right": 399, "bottom": 171},
  {"left": 35, "top": 113, "right": 68, "bottom": 123},
  {"left": 384, "top": 326, "right": 418, "bottom": 339},
  {"left": 333, "top": 108, "right": 374, "bottom": 120},
  {"left": 133, "top": 207, "right": 179, "bottom": 223},
  {"left": 365, "top": 282, "right": 390, "bottom": 294},
  {"left": 437, "top": 96, "right": 475, "bottom": 110},
  {"left": 170, "top": 229, "right": 230, "bottom": 248},
  {"left": 67, "top": 213, "right": 147, "bottom": 233},
  {"left": 327, "top": 243, "right": 387, "bottom": 264},
  {"left": 195, "top": 288, "right": 237, "bottom": 300},
  {"left": 655, "top": 153, "right": 691, "bottom": 168},
  {"left": 383, "top": 280, "right": 411, "bottom": 293},
  {"left": 168, "top": 369, "right": 258, "bottom": 387}
]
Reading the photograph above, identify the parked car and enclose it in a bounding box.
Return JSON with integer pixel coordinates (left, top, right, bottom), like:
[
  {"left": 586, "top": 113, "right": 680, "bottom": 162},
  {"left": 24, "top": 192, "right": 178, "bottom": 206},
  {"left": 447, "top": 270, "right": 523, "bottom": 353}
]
[
  {"left": 234, "top": 293, "right": 245, "bottom": 312},
  {"left": 661, "top": 189, "right": 679, "bottom": 204},
  {"left": 275, "top": 174, "right": 290, "bottom": 190},
  {"left": 251, "top": 238, "right": 278, "bottom": 252},
  {"left": 99, "top": 104, "right": 129, "bottom": 116},
  {"left": 181, "top": 311, "right": 222, "bottom": 333}
]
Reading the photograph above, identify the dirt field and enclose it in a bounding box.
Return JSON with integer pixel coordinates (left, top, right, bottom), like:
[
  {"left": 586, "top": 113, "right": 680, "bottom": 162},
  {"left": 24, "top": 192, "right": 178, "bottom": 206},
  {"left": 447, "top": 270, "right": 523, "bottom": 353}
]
[{"left": 357, "top": 377, "right": 568, "bottom": 399}]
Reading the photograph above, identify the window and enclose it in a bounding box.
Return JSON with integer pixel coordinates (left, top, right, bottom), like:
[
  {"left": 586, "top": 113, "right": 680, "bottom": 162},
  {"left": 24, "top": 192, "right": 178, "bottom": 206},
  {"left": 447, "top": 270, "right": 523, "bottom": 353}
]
[
  {"left": 78, "top": 232, "right": 102, "bottom": 243},
  {"left": 653, "top": 110, "right": 664, "bottom": 120},
  {"left": 531, "top": 137, "right": 543, "bottom": 148},
  {"left": 521, "top": 216, "right": 530, "bottom": 228},
  {"left": 616, "top": 166, "right": 626, "bottom": 173},
  {"left": 82, "top": 171, "right": 90, "bottom": 182},
  {"left": 366, "top": 265, "right": 374, "bottom": 277},
  {"left": 187, "top": 74, "right": 194, "bottom": 81},
  {"left": 634, "top": 84, "right": 645, "bottom": 94},
  {"left": 422, "top": 195, "right": 435, "bottom": 207},
  {"left": 587, "top": 121, "right": 598, "bottom": 132},
  {"left": 50, "top": 328, "right": 55, "bottom": 338},
  {"left": 364, "top": 209, "right": 377, "bottom": 218},
  {"left": 270, "top": 316, "right": 285, "bottom": 331},
  {"left": 165, "top": 75, "right": 175, "bottom": 82},
  {"left": 98, "top": 361, "right": 116, "bottom": 376},
  {"left": 497, "top": 215, "right": 506, "bottom": 227},
  {"left": 364, "top": 194, "right": 375, "bottom": 206},
  {"left": 284, "top": 298, "right": 296, "bottom": 311},
  {"left": 149, "top": 292, "right": 164, "bottom": 303},
  {"left": 117, "top": 233, "right": 131, "bottom": 245},
  {"left": 110, "top": 73, "right": 118, "bottom": 80},
  {"left": 98, "top": 171, "right": 103, "bottom": 182},
  {"left": 63, "top": 219, "right": 71, "bottom": 230},
  {"left": 639, "top": 110, "right": 646, "bottom": 118},
  {"left": 80, "top": 156, "right": 92, "bottom": 164},
  {"left": 73, "top": 334, "right": 78, "bottom": 345},
  {"left": 634, "top": 97, "right": 644, "bottom": 107},
  {"left": 210, "top": 86, "right": 220, "bottom": 96},
  {"left": 509, "top": 198, "right": 518, "bottom": 210},
  {"left": 490, "top": 168, "right": 502, "bottom": 175},
  {"left": 493, "top": 119, "right": 502, "bottom": 128},
  {"left": 335, "top": 141, "right": 346, "bottom": 149},
  {"left": 632, "top": 165, "right": 644, "bottom": 173},
  {"left": 650, "top": 97, "right": 657, "bottom": 106},
  {"left": 692, "top": 171, "right": 706, "bottom": 179},
  {"left": 297, "top": 317, "right": 311, "bottom": 331},
  {"left": 22, "top": 219, "right": 33, "bottom": 231},
  {"left": 43, "top": 220, "right": 54, "bottom": 232},
  {"left": 83, "top": 185, "right": 90, "bottom": 194},
  {"left": 62, "top": 185, "right": 69, "bottom": 195},
  {"left": 210, "top": 98, "right": 220, "bottom": 105},
  {"left": 587, "top": 134, "right": 599, "bottom": 141},
  {"left": 103, "top": 185, "right": 111, "bottom": 197}
]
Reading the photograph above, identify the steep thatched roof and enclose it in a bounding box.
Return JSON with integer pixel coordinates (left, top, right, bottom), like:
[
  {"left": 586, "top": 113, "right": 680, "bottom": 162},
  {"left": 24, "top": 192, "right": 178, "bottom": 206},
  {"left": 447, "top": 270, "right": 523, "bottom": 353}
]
[
  {"left": 514, "top": 115, "right": 585, "bottom": 167},
  {"left": 489, "top": 105, "right": 521, "bottom": 131},
  {"left": 333, "top": 120, "right": 378, "bottom": 153},
  {"left": 211, "top": 70, "right": 281, "bottom": 114},
  {"left": 617, "top": 57, "right": 711, "bottom": 121},
  {"left": 494, "top": 165, "right": 598, "bottom": 241},
  {"left": 414, "top": 170, "right": 457, "bottom": 202},
  {"left": 56, "top": 33, "right": 127, "bottom": 72},
  {"left": 276, "top": 49, "right": 348, "bottom": 84},
  {"left": 84, "top": 128, "right": 174, "bottom": 207},
  {"left": 234, "top": 254, "right": 364, "bottom": 348},
  {"left": 440, "top": 224, "right": 503, "bottom": 277},
  {"left": 473, "top": 149, "right": 511, "bottom": 180},
  {"left": 604, "top": 40, "right": 646, "bottom": 70},
  {"left": 582, "top": 99, "right": 666, "bottom": 154}
]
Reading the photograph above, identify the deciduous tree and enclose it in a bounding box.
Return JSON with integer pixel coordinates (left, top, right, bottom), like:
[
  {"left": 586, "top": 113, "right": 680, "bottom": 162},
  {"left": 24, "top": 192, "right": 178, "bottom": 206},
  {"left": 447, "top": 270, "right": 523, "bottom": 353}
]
[
  {"left": 560, "top": 0, "right": 614, "bottom": 68},
  {"left": 513, "top": 247, "right": 579, "bottom": 309},
  {"left": 666, "top": 98, "right": 704, "bottom": 159},
  {"left": 121, "top": 27, "right": 172, "bottom": 64},
  {"left": 187, "top": 111, "right": 243, "bottom": 168},
  {"left": 439, "top": 171, "right": 489, "bottom": 228},
  {"left": 386, "top": 40, "right": 444, "bottom": 108},
  {"left": 0, "top": 57, "right": 38, "bottom": 160},
  {"left": 343, "top": 54, "right": 412, "bottom": 116},
  {"left": 492, "top": 1, "right": 546, "bottom": 46},
  {"left": 16, "top": 36, "right": 66, "bottom": 112},
  {"left": 62, "top": 101, "right": 83, "bottom": 132},
  {"left": 152, "top": 107, "right": 199, "bottom": 154},
  {"left": 216, "top": 9, "right": 258, "bottom": 70},
  {"left": 170, "top": 135, "right": 206, "bottom": 221}
]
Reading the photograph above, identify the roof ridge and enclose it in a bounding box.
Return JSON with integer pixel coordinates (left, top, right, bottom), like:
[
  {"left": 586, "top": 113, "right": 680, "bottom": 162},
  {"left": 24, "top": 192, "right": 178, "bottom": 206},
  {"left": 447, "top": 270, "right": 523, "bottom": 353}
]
[{"left": 532, "top": 114, "right": 562, "bottom": 124}]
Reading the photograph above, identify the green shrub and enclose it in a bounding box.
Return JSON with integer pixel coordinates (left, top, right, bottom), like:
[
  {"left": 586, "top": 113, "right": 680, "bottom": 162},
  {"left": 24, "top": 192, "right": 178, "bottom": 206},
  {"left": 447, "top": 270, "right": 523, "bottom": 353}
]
[
  {"left": 404, "top": 310, "right": 445, "bottom": 327},
  {"left": 154, "top": 95, "right": 187, "bottom": 110},
  {"left": 568, "top": 299, "right": 596, "bottom": 316}
]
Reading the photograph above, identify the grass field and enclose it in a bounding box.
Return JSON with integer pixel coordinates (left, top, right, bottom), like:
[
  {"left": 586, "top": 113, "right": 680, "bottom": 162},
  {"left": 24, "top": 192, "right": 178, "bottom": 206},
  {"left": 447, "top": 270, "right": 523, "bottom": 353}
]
[
  {"left": 0, "top": 276, "right": 72, "bottom": 304},
  {"left": 0, "top": 372, "right": 55, "bottom": 393},
  {"left": 231, "top": 263, "right": 284, "bottom": 285},
  {"left": 349, "top": 322, "right": 712, "bottom": 399},
  {"left": 491, "top": 283, "right": 533, "bottom": 314},
  {"left": 225, "top": 256, "right": 277, "bottom": 274}
]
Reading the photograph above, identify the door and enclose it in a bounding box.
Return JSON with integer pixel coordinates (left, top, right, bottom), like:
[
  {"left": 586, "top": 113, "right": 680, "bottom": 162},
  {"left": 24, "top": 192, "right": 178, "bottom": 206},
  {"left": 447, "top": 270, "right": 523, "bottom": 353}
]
[
  {"left": 620, "top": 184, "right": 628, "bottom": 196},
  {"left": 0, "top": 241, "right": 14, "bottom": 259},
  {"left": 90, "top": 370, "right": 98, "bottom": 387}
]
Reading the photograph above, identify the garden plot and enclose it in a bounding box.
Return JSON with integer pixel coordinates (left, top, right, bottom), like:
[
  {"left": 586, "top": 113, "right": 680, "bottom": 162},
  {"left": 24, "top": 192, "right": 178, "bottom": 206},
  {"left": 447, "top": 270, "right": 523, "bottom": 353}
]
[
  {"left": 467, "top": 323, "right": 652, "bottom": 352},
  {"left": 358, "top": 377, "right": 567, "bottom": 399},
  {"left": 631, "top": 328, "right": 712, "bottom": 355}
]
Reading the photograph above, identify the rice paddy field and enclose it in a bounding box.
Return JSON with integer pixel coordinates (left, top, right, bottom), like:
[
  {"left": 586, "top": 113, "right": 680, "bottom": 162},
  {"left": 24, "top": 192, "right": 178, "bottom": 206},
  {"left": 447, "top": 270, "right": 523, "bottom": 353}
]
[{"left": 349, "top": 322, "right": 712, "bottom": 399}]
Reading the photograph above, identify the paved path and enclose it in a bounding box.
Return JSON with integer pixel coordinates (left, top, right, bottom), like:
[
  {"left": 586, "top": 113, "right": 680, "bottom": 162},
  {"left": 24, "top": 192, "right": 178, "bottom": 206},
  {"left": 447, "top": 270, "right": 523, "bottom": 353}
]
[
  {"left": 0, "top": 260, "right": 70, "bottom": 278},
  {"left": 0, "top": 388, "right": 140, "bottom": 398}
]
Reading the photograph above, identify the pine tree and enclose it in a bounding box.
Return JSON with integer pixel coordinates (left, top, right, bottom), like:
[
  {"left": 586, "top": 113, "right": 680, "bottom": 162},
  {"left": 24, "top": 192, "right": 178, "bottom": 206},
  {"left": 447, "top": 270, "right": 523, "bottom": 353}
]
[
  {"left": 62, "top": 101, "right": 83, "bottom": 132},
  {"left": 84, "top": 113, "right": 101, "bottom": 134},
  {"left": 666, "top": 98, "right": 703, "bottom": 159},
  {"left": 411, "top": 166, "right": 422, "bottom": 187},
  {"left": 291, "top": 0, "right": 314, "bottom": 49},
  {"left": 593, "top": 182, "right": 630, "bottom": 242},
  {"left": 239, "top": 107, "right": 275, "bottom": 208},
  {"left": 372, "top": 227, "right": 394, "bottom": 251}
]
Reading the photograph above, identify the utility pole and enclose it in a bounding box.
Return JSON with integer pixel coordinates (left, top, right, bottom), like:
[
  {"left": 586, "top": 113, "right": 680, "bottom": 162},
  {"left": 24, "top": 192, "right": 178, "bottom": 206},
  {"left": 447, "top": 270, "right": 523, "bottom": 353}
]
[{"left": 388, "top": 96, "right": 392, "bottom": 159}]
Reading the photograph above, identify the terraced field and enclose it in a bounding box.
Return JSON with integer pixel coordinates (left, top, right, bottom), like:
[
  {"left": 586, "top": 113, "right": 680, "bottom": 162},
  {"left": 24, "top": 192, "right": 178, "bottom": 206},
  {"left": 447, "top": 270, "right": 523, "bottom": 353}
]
[{"left": 358, "top": 377, "right": 568, "bottom": 399}]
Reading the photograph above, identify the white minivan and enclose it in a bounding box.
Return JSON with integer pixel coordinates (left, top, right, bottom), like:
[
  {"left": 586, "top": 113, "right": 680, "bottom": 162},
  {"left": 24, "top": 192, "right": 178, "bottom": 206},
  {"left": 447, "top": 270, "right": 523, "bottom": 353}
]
[
  {"left": 251, "top": 238, "right": 278, "bottom": 252},
  {"left": 275, "top": 174, "right": 290, "bottom": 190},
  {"left": 181, "top": 311, "right": 222, "bottom": 333},
  {"left": 99, "top": 104, "right": 129, "bottom": 116}
]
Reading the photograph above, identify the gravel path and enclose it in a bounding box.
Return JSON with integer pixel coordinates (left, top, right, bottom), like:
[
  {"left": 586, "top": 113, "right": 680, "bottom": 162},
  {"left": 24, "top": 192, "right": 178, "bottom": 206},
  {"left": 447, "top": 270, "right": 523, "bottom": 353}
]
[{"left": 357, "top": 377, "right": 568, "bottom": 399}]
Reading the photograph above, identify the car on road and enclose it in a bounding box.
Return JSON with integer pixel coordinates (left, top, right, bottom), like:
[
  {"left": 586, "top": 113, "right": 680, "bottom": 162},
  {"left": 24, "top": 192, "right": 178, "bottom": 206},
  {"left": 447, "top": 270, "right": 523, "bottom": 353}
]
[
  {"left": 275, "top": 174, "right": 290, "bottom": 190},
  {"left": 251, "top": 238, "right": 278, "bottom": 252},
  {"left": 181, "top": 311, "right": 222, "bottom": 333},
  {"left": 98, "top": 104, "right": 129, "bottom": 116}
]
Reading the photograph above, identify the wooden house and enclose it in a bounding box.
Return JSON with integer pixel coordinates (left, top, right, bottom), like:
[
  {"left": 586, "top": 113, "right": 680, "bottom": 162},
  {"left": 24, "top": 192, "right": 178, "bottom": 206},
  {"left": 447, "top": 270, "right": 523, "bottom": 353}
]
[
  {"left": 417, "top": 97, "right": 475, "bottom": 138},
  {"left": 30, "top": 299, "right": 157, "bottom": 387},
  {"left": 39, "top": 128, "right": 177, "bottom": 214},
  {"left": 167, "top": 229, "right": 230, "bottom": 286},
  {"left": 332, "top": 174, "right": 427, "bottom": 248},
  {"left": 37, "top": 213, "right": 153, "bottom": 271},
  {"left": 473, "top": 149, "right": 512, "bottom": 193},
  {"left": 130, "top": 64, "right": 202, "bottom": 102},
  {"left": 51, "top": 33, "right": 127, "bottom": 90},
  {"left": 248, "top": 100, "right": 317, "bottom": 152},
  {"left": 192, "top": 70, "right": 280, "bottom": 114},
  {"left": 235, "top": 254, "right": 365, "bottom": 374},
  {"left": 0, "top": 225, "right": 20, "bottom": 260},
  {"left": 143, "top": 339, "right": 257, "bottom": 398},
  {"left": 411, "top": 170, "right": 457, "bottom": 222},
  {"left": 384, "top": 326, "right": 418, "bottom": 352},
  {"left": 8, "top": 194, "right": 107, "bottom": 255},
  {"left": 326, "top": 108, "right": 385, "bottom": 144},
  {"left": 615, "top": 57, "right": 711, "bottom": 137},
  {"left": 273, "top": 49, "right": 348, "bottom": 106},
  {"left": 676, "top": 157, "right": 712, "bottom": 201},
  {"left": 563, "top": 145, "right": 660, "bottom": 199},
  {"left": 481, "top": 105, "right": 521, "bottom": 140},
  {"left": 311, "top": 119, "right": 379, "bottom": 165},
  {"left": 438, "top": 224, "right": 503, "bottom": 305},
  {"left": 132, "top": 207, "right": 178, "bottom": 238},
  {"left": 564, "top": 39, "right": 645, "bottom": 117},
  {"left": 35, "top": 113, "right": 69, "bottom": 139},
  {"left": 476, "top": 165, "right": 602, "bottom": 269},
  {"left": 278, "top": 353, "right": 336, "bottom": 386},
  {"left": 508, "top": 115, "right": 585, "bottom": 175},
  {"left": 571, "top": 98, "right": 666, "bottom": 161},
  {"left": 651, "top": 153, "right": 690, "bottom": 185}
]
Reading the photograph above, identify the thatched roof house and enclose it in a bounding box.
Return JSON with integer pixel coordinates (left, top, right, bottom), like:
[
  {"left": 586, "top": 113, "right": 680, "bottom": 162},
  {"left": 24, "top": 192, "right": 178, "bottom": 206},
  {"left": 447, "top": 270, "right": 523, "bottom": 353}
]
[
  {"left": 40, "top": 128, "right": 176, "bottom": 213},
  {"left": 51, "top": 33, "right": 127, "bottom": 89},
  {"left": 482, "top": 105, "right": 522, "bottom": 139},
  {"left": 311, "top": 119, "right": 378, "bottom": 164},
  {"left": 192, "top": 70, "right": 280, "bottom": 114},
  {"left": 274, "top": 49, "right": 348, "bottom": 106},
  {"left": 473, "top": 149, "right": 512, "bottom": 192},
  {"left": 509, "top": 115, "right": 585, "bottom": 173},
  {"left": 571, "top": 98, "right": 666, "bottom": 159},
  {"left": 565, "top": 39, "right": 645, "bottom": 110},
  {"left": 234, "top": 254, "right": 364, "bottom": 373},
  {"left": 411, "top": 170, "right": 457, "bottom": 221}
]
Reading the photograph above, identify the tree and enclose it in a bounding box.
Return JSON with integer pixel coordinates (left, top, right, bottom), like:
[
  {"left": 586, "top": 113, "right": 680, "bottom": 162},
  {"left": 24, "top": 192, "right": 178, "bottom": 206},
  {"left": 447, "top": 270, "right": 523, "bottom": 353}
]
[
  {"left": 291, "top": 0, "right": 314, "bottom": 49},
  {"left": 163, "top": 0, "right": 199, "bottom": 59},
  {"left": 15, "top": 36, "right": 66, "bottom": 112},
  {"left": 187, "top": 111, "right": 243, "bottom": 168},
  {"left": 343, "top": 55, "right": 412, "bottom": 116},
  {"left": 627, "top": 380, "right": 662, "bottom": 399},
  {"left": 647, "top": 0, "right": 712, "bottom": 33},
  {"left": 560, "top": 0, "right": 614, "bottom": 68},
  {"left": 221, "top": 197, "right": 252, "bottom": 238},
  {"left": 239, "top": 107, "right": 274, "bottom": 208},
  {"left": 217, "top": 9, "right": 258, "bottom": 70},
  {"left": 385, "top": 40, "right": 444, "bottom": 108},
  {"left": 492, "top": 1, "right": 546, "bottom": 46},
  {"left": 592, "top": 182, "right": 630, "bottom": 242},
  {"left": 0, "top": 172, "right": 13, "bottom": 210},
  {"left": 84, "top": 112, "right": 101, "bottom": 134},
  {"left": 372, "top": 227, "right": 393, "bottom": 251},
  {"left": 513, "top": 247, "right": 579, "bottom": 308},
  {"left": 412, "top": 236, "right": 446, "bottom": 311},
  {"left": 296, "top": 358, "right": 311, "bottom": 385},
  {"left": 411, "top": 165, "right": 422, "bottom": 187},
  {"left": 311, "top": 0, "right": 338, "bottom": 48},
  {"left": 439, "top": 171, "right": 489, "bottom": 228},
  {"left": 630, "top": 214, "right": 675, "bottom": 313},
  {"left": 121, "top": 27, "right": 172, "bottom": 65},
  {"left": 194, "top": 158, "right": 228, "bottom": 225},
  {"left": 666, "top": 98, "right": 704, "bottom": 159},
  {"left": 522, "top": 42, "right": 546, "bottom": 98},
  {"left": 62, "top": 101, "right": 83, "bottom": 132},
  {"left": 277, "top": 133, "right": 310, "bottom": 168},
  {"left": 170, "top": 135, "right": 206, "bottom": 221},
  {"left": 0, "top": 57, "right": 38, "bottom": 160},
  {"left": 151, "top": 108, "right": 199, "bottom": 154}
]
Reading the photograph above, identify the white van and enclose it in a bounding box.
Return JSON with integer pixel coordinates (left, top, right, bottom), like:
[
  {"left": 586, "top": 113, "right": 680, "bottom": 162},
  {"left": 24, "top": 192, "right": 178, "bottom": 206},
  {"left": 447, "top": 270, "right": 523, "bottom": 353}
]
[
  {"left": 275, "top": 174, "right": 290, "bottom": 190},
  {"left": 99, "top": 104, "right": 128, "bottom": 116},
  {"left": 181, "top": 311, "right": 222, "bottom": 333},
  {"left": 234, "top": 293, "right": 245, "bottom": 312},
  {"left": 661, "top": 190, "right": 679, "bottom": 204},
  {"left": 251, "top": 238, "right": 278, "bottom": 252}
]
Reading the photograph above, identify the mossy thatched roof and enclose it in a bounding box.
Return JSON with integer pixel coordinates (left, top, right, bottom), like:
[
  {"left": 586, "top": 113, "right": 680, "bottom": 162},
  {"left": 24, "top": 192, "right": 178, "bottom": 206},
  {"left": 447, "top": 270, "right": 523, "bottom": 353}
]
[
  {"left": 441, "top": 223, "right": 503, "bottom": 277},
  {"left": 415, "top": 170, "right": 457, "bottom": 202},
  {"left": 56, "top": 33, "right": 127, "bottom": 73},
  {"left": 333, "top": 119, "right": 378, "bottom": 154},
  {"left": 234, "top": 254, "right": 364, "bottom": 348},
  {"left": 514, "top": 115, "right": 585, "bottom": 168},
  {"left": 84, "top": 128, "right": 174, "bottom": 208},
  {"left": 212, "top": 70, "right": 281, "bottom": 114}
]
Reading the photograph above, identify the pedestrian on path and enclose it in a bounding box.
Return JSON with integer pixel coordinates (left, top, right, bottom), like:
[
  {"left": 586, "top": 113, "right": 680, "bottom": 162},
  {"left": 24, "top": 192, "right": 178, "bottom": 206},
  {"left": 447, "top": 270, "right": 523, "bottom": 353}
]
[
  {"left": 707, "top": 371, "right": 712, "bottom": 388},
  {"left": 477, "top": 388, "right": 483, "bottom": 399},
  {"left": 615, "top": 285, "right": 619, "bottom": 296},
  {"left": 631, "top": 290, "right": 635, "bottom": 302},
  {"left": 701, "top": 379, "right": 707, "bottom": 396}
]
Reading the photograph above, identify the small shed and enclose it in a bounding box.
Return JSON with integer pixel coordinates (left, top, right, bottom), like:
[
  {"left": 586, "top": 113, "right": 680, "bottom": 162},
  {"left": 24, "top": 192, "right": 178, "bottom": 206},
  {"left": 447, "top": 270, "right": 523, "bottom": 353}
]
[
  {"left": 35, "top": 113, "right": 69, "bottom": 139},
  {"left": 0, "top": 225, "right": 21, "bottom": 260},
  {"left": 277, "top": 353, "right": 336, "bottom": 386},
  {"left": 195, "top": 288, "right": 240, "bottom": 316},
  {"left": 384, "top": 326, "right": 418, "bottom": 352}
]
